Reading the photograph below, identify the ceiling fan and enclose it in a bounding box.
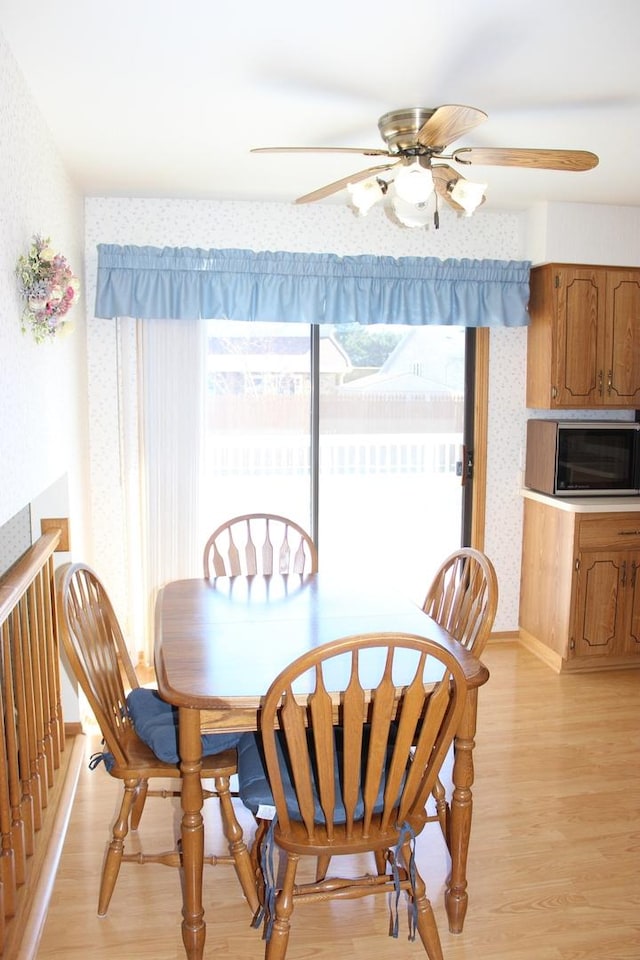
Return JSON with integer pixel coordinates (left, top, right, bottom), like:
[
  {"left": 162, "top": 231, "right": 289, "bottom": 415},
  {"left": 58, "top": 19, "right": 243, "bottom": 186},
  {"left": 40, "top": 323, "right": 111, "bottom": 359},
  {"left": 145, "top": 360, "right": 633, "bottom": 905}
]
[{"left": 251, "top": 104, "right": 599, "bottom": 228}]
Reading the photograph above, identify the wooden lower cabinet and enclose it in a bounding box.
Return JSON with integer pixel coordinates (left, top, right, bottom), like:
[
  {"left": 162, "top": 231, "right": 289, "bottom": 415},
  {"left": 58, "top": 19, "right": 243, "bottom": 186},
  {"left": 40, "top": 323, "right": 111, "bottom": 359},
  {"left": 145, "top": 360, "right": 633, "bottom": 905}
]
[
  {"left": 519, "top": 496, "right": 640, "bottom": 671},
  {"left": 573, "top": 548, "right": 640, "bottom": 657}
]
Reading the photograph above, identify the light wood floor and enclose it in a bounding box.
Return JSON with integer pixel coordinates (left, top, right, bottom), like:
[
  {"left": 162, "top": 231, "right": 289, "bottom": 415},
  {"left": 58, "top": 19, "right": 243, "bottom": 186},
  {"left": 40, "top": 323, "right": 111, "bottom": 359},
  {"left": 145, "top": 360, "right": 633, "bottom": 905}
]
[{"left": 35, "top": 642, "right": 640, "bottom": 960}]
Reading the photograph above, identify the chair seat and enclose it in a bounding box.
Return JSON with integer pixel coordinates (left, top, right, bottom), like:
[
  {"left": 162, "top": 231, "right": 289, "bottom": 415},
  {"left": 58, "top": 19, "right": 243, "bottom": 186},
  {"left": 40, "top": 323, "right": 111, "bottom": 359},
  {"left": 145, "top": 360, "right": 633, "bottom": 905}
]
[
  {"left": 238, "top": 728, "right": 399, "bottom": 828},
  {"left": 126, "top": 687, "right": 241, "bottom": 763},
  {"left": 103, "top": 726, "right": 238, "bottom": 780}
]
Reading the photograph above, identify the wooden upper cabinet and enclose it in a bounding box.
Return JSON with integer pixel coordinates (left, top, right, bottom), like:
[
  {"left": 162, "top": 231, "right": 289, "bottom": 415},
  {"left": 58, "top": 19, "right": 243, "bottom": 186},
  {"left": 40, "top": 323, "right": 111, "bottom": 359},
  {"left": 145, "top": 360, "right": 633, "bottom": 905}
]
[
  {"left": 526, "top": 263, "right": 640, "bottom": 409},
  {"left": 606, "top": 271, "right": 640, "bottom": 406}
]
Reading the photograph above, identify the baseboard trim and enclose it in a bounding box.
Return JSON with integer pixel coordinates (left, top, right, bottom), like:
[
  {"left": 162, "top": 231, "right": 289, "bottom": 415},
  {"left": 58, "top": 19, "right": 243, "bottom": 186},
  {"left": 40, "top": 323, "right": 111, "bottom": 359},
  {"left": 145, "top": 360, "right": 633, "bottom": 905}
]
[
  {"left": 487, "top": 631, "right": 520, "bottom": 644},
  {"left": 518, "top": 628, "right": 640, "bottom": 673},
  {"left": 64, "top": 721, "right": 83, "bottom": 738},
  {"left": 518, "top": 628, "right": 564, "bottom": 672},
  {"left": 559, "top": 654, "right": 640, "bottom": 673}
]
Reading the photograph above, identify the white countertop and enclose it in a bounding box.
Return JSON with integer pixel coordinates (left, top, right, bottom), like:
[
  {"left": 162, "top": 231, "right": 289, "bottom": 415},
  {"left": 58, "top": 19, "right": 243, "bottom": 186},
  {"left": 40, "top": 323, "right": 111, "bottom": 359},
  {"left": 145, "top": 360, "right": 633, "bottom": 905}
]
[{"left": 521, "top": 489, "right": 640, "bottom": 513}]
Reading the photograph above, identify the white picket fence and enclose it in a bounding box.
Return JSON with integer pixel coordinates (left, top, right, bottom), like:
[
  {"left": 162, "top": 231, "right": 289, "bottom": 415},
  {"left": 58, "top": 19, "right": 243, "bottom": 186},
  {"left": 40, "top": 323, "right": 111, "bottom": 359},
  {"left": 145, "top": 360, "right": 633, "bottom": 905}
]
[{"left": 207, "top": 433, "right": 462, "bottom": 477}]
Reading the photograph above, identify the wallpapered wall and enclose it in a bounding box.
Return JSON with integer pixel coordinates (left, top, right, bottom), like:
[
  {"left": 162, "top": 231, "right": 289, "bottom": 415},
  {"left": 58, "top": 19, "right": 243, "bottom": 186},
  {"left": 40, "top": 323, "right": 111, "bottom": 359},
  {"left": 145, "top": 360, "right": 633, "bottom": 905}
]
[
  {"left": 0, "top": 506, "right": 31, "bottom": 576},
  {"left": 85, "top": 197, "right": 528, "bottom": 632},
  {"left": 1, "top": 28, "right": 87, "bottom": 719},
  {"left": 0, "top": 28, "right": 87, "bottom": 546}
]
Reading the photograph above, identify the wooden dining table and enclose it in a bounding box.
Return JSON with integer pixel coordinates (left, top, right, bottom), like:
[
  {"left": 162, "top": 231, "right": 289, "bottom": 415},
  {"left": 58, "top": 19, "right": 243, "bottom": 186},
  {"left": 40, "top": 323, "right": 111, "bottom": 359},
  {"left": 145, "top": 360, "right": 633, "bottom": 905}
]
[{"left": 154, "top": 571, "right": 489, "bottom": 960}]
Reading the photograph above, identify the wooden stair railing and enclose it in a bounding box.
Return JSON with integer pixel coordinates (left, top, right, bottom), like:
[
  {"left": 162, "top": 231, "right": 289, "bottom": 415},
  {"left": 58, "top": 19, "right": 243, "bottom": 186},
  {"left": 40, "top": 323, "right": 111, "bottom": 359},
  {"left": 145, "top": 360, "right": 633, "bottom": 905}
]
[{"left": 0, "top": 530, "right": 71, "bottom": 957}]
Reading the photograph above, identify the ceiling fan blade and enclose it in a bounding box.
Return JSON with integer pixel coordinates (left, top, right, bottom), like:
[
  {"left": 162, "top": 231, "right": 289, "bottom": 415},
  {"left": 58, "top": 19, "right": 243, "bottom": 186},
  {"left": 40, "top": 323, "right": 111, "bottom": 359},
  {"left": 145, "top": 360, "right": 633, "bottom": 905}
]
[
  {"left": 251, "top": 146, "right": 389, "bottom": 156},
  {"left": 295, "top": 162, "right": 401, "bottom": 204},
  {"left": 417, "top": 105, "right": 488, "bottom": 149},
  {"left": 451, "top": 147, "right": 599, "bottom": 171}
]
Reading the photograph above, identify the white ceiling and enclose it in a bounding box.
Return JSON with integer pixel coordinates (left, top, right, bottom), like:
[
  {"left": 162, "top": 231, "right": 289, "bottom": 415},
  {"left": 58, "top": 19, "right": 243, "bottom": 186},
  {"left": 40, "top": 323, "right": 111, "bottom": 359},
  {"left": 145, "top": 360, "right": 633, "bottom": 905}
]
[{"left": 2, "top": 0, "right": 640, "bottom": 214}]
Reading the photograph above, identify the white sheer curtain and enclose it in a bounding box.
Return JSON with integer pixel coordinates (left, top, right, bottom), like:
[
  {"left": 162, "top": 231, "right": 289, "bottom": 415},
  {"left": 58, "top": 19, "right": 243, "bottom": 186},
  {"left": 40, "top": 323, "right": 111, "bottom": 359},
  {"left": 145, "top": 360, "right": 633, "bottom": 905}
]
[{"left": 117, "top": 316, "right": 207, "bottom": 665}]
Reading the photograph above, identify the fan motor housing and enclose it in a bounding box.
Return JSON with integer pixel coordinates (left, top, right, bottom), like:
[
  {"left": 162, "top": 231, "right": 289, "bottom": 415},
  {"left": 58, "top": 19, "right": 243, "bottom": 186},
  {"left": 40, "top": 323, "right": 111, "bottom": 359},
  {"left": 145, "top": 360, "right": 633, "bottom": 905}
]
[{"left": 377, "top": 108, "right": 436, "bottom": 153}]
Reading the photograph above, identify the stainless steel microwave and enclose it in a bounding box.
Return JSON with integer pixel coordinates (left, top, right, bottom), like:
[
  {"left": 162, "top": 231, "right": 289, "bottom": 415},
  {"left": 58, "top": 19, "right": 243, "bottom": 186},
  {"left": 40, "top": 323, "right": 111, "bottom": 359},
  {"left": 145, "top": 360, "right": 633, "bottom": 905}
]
[{"left": 525, "top": 420, "right": 640, "bottom": 496}]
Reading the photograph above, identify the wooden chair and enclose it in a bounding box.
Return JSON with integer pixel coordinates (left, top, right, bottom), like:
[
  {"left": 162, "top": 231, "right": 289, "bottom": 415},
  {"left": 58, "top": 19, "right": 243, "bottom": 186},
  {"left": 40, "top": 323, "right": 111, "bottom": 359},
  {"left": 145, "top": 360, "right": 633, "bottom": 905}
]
[
  {"left": 318, "top": 548, "right": 498, "bottom": 880},
  {"left": 422, "top": 547, "right": 498, "bottom": 846},
  {"left": 422, "top": 547, "right": 498, "bottom": 658},
  {"left": 55, "top": 562, "right": 259, "bottom": 917},
  {"left": 203, "top": 513, "right": 318, "bottom": 577},
  {"left": 237, "top": 631, "right": 467, "bottom": 960}
]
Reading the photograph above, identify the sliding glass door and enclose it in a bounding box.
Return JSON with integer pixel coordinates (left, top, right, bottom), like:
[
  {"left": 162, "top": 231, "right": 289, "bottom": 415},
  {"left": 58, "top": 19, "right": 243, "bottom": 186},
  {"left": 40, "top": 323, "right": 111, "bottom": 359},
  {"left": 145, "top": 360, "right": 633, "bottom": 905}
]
[
  {"left": 205, "top": 319, "right": 469, "bottom": 599},
  {"left": 317, "top": 323, "right": 467, "bottom": 597},
  {"left": 204, "top": 320, "right": 314, "bottom": 528}
]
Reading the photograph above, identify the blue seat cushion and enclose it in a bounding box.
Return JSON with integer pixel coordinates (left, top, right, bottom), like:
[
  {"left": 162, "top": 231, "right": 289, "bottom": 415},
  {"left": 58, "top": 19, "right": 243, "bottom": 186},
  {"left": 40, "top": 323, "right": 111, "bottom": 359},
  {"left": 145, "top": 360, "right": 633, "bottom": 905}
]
[
  {"left": 126, "top": 687, "right": 241, "bottom": 763},
  {"left": 238, "top": 727, "right": 400, "bottom": 824}
]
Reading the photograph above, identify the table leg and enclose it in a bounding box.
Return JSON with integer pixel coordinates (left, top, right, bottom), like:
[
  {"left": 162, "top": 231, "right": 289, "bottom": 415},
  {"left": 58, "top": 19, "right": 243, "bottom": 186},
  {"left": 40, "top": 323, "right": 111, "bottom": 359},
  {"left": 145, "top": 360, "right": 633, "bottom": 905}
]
[
  {"left": 178, "top": 707, "right": 205, "bottom": 960},
  {"left": 445, "top": 687, "right": 478, "bottom": 934}
]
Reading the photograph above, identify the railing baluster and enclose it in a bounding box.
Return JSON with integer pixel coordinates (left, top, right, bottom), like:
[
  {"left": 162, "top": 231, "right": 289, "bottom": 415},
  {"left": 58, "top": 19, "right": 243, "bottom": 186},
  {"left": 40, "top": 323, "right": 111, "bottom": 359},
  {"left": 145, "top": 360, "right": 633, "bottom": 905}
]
[
  {"left": 43, "top": 556, "right": 63, "bottom": 768},
  {"left": 1, "top": 620, "right": 26, "bottom": 889},
  {"left": 33, "top": 572, "right": 53, "bottom": 789},
  {"left": 26, "top": 580, "right": 49, "bottom": 809},
  {"left": 0, "top": 529, "right": 66, "bottom": 951},
  {"left": 0, "top": 637, "right": 17, "bottom": 920},
  {"left": 11, "top": 604, "right": 39, "bottom": 848}
]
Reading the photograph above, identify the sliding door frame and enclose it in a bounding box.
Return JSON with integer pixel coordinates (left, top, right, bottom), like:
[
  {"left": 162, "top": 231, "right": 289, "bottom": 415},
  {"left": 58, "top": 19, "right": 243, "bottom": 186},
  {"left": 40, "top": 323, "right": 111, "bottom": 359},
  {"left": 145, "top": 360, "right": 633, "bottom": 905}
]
[
  {"left": 470, "top": 328, "right": 489, "bottom": 551},
  {"left": 309, "top": 324, "right": 489, "bottom": 558}
]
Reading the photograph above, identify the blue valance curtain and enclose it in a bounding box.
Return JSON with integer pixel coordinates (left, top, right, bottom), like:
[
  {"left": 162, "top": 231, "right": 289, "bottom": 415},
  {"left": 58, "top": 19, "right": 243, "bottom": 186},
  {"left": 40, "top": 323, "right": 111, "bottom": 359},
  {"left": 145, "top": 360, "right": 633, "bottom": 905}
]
[{"left": 95, "top": 244, "right": 531, "bottom": 327}]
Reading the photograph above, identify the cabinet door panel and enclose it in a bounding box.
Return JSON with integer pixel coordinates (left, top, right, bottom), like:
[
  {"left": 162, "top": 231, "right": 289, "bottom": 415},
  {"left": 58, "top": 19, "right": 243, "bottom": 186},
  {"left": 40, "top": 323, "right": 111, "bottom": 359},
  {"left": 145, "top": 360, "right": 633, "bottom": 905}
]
[
  {"left": 573, "top": 551, "right": 624, "bottom": 656},
  {"left": 605, "top": 273, "right": 640, "bottom": 406},
  {"left": 627, "top": 555, "right": 640, "bottom": 655},
  {"left": 554, "top": 272, "right": 602, "bottom": 407}
]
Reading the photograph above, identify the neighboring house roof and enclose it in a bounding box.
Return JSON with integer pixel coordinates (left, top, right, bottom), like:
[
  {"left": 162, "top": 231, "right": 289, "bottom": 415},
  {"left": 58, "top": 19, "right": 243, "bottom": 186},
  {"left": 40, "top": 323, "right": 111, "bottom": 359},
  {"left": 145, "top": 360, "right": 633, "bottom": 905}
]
[
  {"left": 341, "top": 328, "right": 464, "bottom": 395},
  {"left": 207, "top": 332, "right": 351, "bottom": 375}
]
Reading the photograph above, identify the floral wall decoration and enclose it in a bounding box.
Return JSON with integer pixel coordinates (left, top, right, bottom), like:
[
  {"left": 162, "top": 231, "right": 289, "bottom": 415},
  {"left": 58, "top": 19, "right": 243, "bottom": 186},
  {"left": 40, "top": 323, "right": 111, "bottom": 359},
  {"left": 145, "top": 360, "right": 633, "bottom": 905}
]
[{"left": 15, "top": 234, "right": 80, "bottom": 343}]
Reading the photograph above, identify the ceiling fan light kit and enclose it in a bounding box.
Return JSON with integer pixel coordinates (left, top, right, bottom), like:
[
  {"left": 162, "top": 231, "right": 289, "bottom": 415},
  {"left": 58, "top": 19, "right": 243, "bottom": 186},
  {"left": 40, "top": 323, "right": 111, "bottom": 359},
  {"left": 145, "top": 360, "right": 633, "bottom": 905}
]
[
  {"left": 449, "top": 178, "right": 488, "bottom": 216},
  {"left": 389, "top": 192, "right": 433, "bottom": 228},
  {"left": 348, "top": 163, "right": 485, "bottom": 227},
  {"left": 347, "top": 177, "right": 386, "bottom": 216},
  {"left": 252, "top": 104, "right": 599, "bottom": 230},
  {"left": 392, "top": 161, "right": 434, "bottom": 204}
]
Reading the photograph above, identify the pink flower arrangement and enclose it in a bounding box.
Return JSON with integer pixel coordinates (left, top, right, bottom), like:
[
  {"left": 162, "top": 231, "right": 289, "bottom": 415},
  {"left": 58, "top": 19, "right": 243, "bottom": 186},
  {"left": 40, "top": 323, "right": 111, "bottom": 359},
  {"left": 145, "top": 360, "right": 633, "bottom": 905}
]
[{"left": 15, "top": 235, "right": 80, "bottom": 343}]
